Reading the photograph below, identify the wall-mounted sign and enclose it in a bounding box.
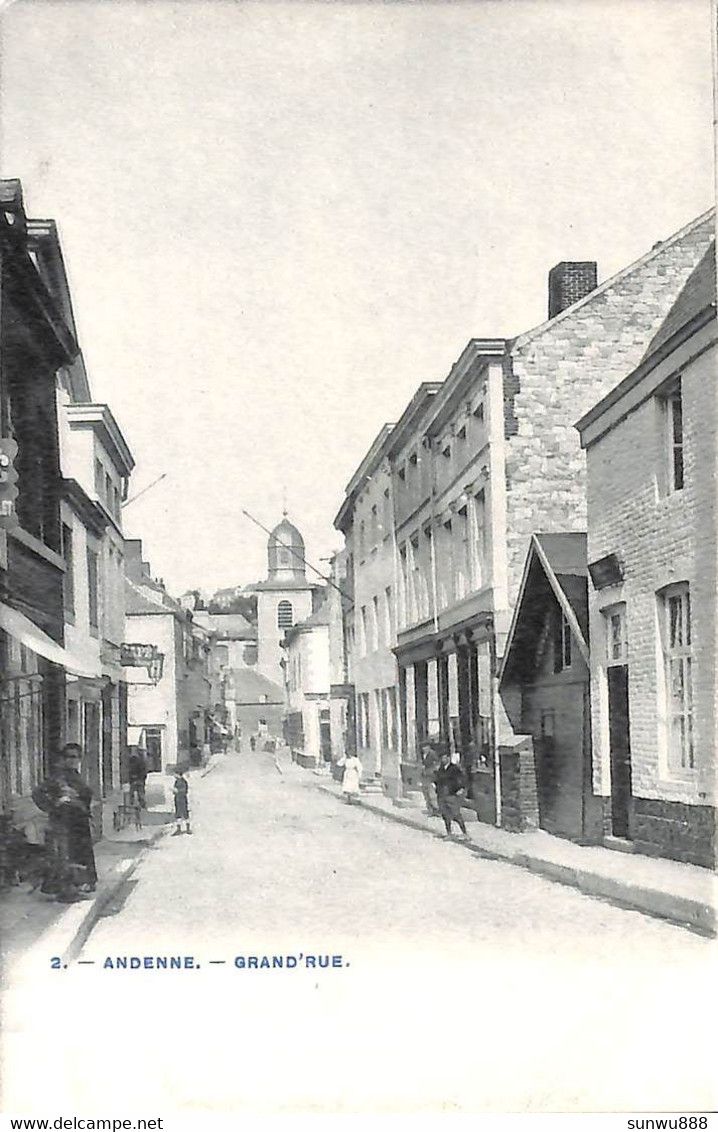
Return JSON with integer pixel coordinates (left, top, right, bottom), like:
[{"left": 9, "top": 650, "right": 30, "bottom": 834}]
[
  {"left": 121, "top": 643, "right": 164, "bottom": 683},
  {"left": 588, "top": 553, "right": 624, "bottom": 591}
]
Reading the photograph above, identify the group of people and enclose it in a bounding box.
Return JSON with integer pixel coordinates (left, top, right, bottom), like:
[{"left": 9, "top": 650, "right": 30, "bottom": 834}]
[{"left": 420, "top": 741, "right": 472, "bottom": 841}]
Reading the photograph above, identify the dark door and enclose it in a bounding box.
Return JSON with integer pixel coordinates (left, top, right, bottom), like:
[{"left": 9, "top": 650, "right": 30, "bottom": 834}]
[
  {"left": 145, "top": 727, "right": 162, "bottom": 773},
  {"left": 319, "top": 709, "right": 331, "bottom": 763},
  {"left": 607, "top": 665, "right": 632, "bottom": 838},
  {"left": 101, "top": 684, "right": 113, "bottom": 795},
  {"left": 83, "top": 701, "right": 102, "bottom": 800}
]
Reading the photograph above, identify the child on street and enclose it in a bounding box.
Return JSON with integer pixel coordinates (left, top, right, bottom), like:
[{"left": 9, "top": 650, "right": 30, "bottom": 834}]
[{"left": 172, "top": 768, "right": 192, "bottom": 835}]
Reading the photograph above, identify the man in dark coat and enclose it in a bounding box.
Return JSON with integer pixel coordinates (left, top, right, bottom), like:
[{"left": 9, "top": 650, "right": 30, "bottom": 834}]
[
  {"left": 420, "top": 741, "right": 441, "bottom": 818},
  {"left": 32, "top": 743, "right": 97, "bottom": 900},
  {"left": 434, "top": 750, "right": 471, "bottom": 840},
  {"left": 128, "top": 749, "right": 148, "bottom": 808}
]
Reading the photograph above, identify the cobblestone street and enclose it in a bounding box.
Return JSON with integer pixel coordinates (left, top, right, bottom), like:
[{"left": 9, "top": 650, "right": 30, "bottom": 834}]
[{"left": 3, "top": 750, "right": 715, "bottom": 1114}]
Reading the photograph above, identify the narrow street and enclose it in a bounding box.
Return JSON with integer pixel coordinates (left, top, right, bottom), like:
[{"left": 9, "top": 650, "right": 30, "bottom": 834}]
[{"left": 2, "top": 749, "right": 714, "bottom": 1114}]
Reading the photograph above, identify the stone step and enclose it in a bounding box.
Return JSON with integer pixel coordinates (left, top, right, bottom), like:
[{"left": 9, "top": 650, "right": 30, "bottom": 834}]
[{"left": 603, "top": 835, "right": 635, "bottom": 854}]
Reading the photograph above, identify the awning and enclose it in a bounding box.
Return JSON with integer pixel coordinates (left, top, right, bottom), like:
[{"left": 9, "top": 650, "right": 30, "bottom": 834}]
[{"left": 0, "top": 601, "right": 102, "bottom": 679}]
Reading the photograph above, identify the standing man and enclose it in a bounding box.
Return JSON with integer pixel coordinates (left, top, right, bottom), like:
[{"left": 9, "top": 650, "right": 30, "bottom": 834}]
[
  {"left": 420, "top": 741, "right": 441, "bottom": 818},
  {"left": 434, "top": 749, "right": 471, "bottom": 841},
  {"left": 128, "top": 748, "right": 148, "bottom": 809}
]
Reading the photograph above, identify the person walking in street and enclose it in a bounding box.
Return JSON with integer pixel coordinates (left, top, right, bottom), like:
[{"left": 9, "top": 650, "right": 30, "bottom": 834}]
[
  {"left": 339, "top": 752, "right": 363, "bottom": 804},
  {"left": 128, "top": 749, "right": 148, "bottom": 809},
  {"left": 420, "top": 741, "right": 441, "bottom": 818},
  {"left": 172, "top": 768, "right": 192, "bottom": 835},
  {"left": 249, "top": 735, "right": 256, "bottom": 752},
  {"left": 32, "top": 743, "right": 98, "bottom": 900},
  {"left": 434, "top": 749, "right": 471, "bottom": 841}
]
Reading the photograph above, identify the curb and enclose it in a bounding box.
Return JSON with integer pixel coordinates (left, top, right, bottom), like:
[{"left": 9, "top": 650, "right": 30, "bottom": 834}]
[
  {"left": 34, "top": 822, "right": 170, "bottom": 968},
  {"left": 317, "top": 785, "right": 716, "bottom": 937}
]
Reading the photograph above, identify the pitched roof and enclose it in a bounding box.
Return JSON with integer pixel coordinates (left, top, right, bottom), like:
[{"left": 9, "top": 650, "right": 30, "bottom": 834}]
[
  {"left": 533, "top": 532, "right": 588, "bottom": 577},
  {"left": 203, "top": 612, "right": 255, "bottom": 639},
  {"left": 514, "top": 208, "right": 715, "bottom": 348},
  {"left": 642, "top": 243, "right": 716, "bottom": 360},
  {"left": 499, "top": 533, "right": 589, "bottom": 688},
  {"left": 233, "top": 668, "right": 285, "bottom": 705}
]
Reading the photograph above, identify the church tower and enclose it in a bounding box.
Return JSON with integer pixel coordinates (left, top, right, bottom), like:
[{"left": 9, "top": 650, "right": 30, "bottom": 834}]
[{"left": 254, "top": 513, "right": 315, "bottom": 686}]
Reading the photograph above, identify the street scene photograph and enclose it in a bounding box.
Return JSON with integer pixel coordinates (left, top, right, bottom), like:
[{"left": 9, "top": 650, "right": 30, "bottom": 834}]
[{"left": 0, "top": 0, "right": 716, "bottom": 1119}]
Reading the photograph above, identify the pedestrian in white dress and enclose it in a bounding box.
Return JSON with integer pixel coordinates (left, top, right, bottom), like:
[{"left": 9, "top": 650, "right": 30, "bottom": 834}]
[{"left": 340, "top": 754, "right": 362, "bottom": 803}]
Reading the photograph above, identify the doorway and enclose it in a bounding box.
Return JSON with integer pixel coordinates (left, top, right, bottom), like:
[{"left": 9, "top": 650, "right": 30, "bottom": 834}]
[{"left": 607, "top": 665, "right": 632, "bottom": 838}]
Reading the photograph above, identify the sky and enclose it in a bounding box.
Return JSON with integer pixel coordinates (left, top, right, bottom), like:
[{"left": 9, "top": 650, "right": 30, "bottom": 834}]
[{"left": 1, "top": 0, "right": 714, "bottom": 595}]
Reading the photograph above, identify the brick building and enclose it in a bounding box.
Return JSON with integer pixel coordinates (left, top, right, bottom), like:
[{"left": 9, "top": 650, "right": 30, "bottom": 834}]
[
  {"left": 387, "top": 209, "right": 714, "bottom": 820},
  {"left": 576, "top": 245, "right": 716, "bottom": 867}
]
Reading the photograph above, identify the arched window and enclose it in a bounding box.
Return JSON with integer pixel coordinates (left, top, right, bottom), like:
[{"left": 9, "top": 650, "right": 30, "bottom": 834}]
[{"left": 277, "top": 600, "right": 293, "bottom": 628}]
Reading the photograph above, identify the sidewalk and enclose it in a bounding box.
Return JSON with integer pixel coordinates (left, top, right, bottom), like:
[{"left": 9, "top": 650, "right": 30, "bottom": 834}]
[
  {"left": 0, "top": 755, "right": 224, "bottom": 978},
  {"left": 314, "top": 778, "right": 717, "bottom": 936}
]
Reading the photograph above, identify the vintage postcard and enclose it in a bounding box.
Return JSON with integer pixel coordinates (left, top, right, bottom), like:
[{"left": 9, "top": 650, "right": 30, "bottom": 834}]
[{"left": 0, "top": 0, "right": 716, "bottom": 1119}]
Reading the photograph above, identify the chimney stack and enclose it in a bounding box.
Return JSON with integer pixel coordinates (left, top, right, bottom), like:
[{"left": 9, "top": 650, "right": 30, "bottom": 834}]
[{"left": 548, "top": 261, "right": 598, "bottom": 319}]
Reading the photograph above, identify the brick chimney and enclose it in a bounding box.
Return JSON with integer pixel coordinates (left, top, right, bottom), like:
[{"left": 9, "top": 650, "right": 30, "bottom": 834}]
[{"left": 548, "top": 261, "right": 598, "bottom": 319}]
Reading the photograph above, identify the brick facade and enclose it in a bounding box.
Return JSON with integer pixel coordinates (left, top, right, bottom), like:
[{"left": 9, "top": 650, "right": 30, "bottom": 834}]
[{"left": 578, "top": 249, "right": 717, "bottom": 867}]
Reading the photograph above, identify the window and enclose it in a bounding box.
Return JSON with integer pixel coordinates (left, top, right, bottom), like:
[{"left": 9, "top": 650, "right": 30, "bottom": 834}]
[
  {"left": 384, "top": 586, "right": 393, "bottom": 642},
  {"left": 62, "top": 523, "right": 75, "bottom": 618},
  {"left": 383, "top": 487, "right": 391, "bottom": 535},
  {"left": 553, "top": 610, "right": 572, "bottom": 673},
  {"left": 540, "top": 710, "right": 555, "bottom": 738},
  {"left": 371, "top": 595, "right": 380, "bottom": 651},
  {"left": 442, "top": 442, "right": 451, "bottom": 459},
  {"left": 113, "top": 485, "right": 121, "bottom": 520},
  {"left": 104, "top": 471, "right": 113, "bottom": 508},
  {"left": 659, "top": 584, "right": 694, "bottom": 772},
  {"left": 605, "top": 605, "right": 628, "bottom": 665},
  {"left": 457, "top": 425, "right": 467, "bottom": 441},
  {"left": 661, "top": 379, "right": 684, "bottom": 493},
  {"left": 472, "top": 490, "right": 487, "bottom": 588},
  {"left": 358, "top": 520, "right": 366, "bottom": 559},
  {"left": 399, "top": 546, "right": 409, "bottom": 627},
  {"left": 473, "top": 401, "right": 484, "bottom": 422},
  {"left": 277, "top": 600, "right": 293, "bottom": 629},
  {"left": 359, "top": 606, "right": 368, "bottom": 656},
  {"left": 456, "top": 506, "right": 470, "bottom": 600},
  {"left": 87, "top": 546, "right": 100, "bottom": 632},
  {"left": 94, "top": 459, "right": 104, "bottom": 497},
  {"left": 215, "top": 645, "right": 229, "bottom": 667}
]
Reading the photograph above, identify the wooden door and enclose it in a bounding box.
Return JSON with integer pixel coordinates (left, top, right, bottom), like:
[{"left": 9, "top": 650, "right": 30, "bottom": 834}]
[{"left": 607, "top": 665, "right": 632, "bottom": 838}]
